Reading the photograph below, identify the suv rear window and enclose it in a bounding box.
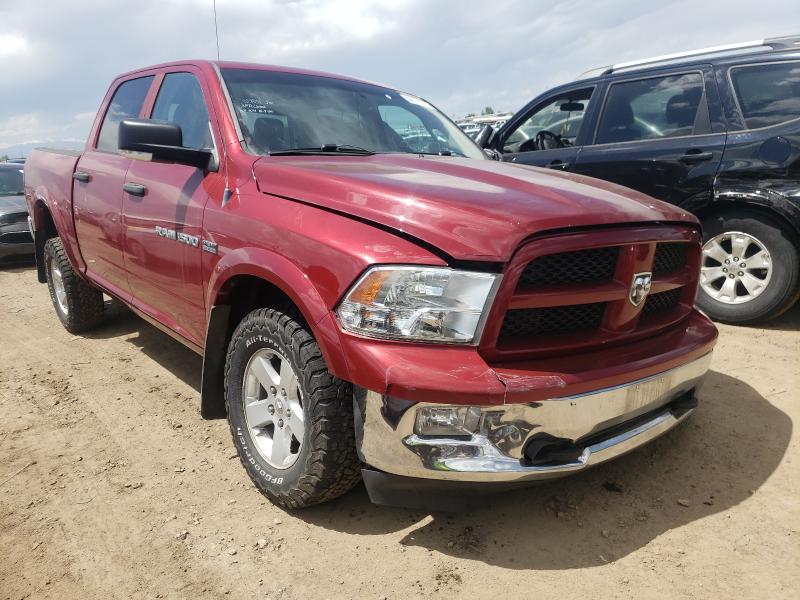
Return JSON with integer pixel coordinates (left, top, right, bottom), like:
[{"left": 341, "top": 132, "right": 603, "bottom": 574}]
[
  {"left": 596, "top": 73, "right": 707, "bottom": 144},
  {"left": 730, "top": 61, "right": 800, "bottom": 129}
]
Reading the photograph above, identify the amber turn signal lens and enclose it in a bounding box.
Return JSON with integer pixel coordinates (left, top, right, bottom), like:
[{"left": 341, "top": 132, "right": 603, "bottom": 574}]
[{"left": 347, "top": 270, "right": 391, "bottom": 303}]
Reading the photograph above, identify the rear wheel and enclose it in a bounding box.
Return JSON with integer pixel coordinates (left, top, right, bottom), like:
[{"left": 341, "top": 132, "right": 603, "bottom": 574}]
[
  {"left": 43, "top": 238, "right": 104, "bottom": 333},
  {"left": 697, "top": 209, "right": 799, "bottom": 324},
  {"left": 224, "top": 307, "right": 361, "bottom": 508}
]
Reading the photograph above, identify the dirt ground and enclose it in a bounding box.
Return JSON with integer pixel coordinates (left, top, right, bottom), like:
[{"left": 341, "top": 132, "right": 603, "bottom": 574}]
[{"left": 0, "top": 261, "right": 797, "bottom": 600}]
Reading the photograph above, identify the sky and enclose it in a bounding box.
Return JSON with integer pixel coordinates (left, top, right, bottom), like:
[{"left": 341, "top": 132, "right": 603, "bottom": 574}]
[{"left": 1, "top": 0, "right": 798, "bottom": 155}]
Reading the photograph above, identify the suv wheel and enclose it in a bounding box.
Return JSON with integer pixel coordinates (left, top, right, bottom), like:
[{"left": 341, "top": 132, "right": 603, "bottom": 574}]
[
  {"left": 697, "top": 209, "right": 799, "bottom": 324},
  {"left": 224, "top": 307, "right": 361, "bottom": 508},
  {"left": 43, "top": 237, "right": 104, "bottom": 333}
]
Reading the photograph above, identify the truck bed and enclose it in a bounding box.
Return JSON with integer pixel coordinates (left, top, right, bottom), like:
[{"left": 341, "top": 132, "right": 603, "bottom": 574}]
[{"left": 24, "top": 148, "right": 84, "bottom": 280}]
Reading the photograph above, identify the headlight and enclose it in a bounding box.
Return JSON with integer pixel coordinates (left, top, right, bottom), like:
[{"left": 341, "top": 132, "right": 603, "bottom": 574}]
[{"left": 336, "top": 266, "right": 501, "bottom": 343}]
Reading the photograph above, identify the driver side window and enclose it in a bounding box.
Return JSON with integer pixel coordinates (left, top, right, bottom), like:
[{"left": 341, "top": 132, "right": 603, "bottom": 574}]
[{"left": 503, "top": 87, "right": 594, "bottom": 153}]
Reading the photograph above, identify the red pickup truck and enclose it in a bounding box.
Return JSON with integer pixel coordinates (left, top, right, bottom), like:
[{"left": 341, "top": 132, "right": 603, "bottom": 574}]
[{"left": 24, "top": 60, "right": 717, "bottom": 509}]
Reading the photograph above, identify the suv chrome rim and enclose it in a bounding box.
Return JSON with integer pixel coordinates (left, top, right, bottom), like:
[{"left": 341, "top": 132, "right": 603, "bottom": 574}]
[
  {"left": 242, "top": 348, "right": 304, "bottom": 469},
  {"left": 49, "top": 256, "right": 69, "bottom": 315},
  {"left": 700, "top": 231, "right": 772, "bottom": 305}
]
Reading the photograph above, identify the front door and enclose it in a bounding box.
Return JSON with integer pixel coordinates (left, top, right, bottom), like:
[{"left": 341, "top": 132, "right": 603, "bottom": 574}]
[
  {"left": 122, "top": 71, "right": 220, "bottom": 346},
  {"left": 494, "top": 86, "right": 597, "bottom": 172},
  {"left": 573, "top": 68, "right": 726, "bottom": 206}
]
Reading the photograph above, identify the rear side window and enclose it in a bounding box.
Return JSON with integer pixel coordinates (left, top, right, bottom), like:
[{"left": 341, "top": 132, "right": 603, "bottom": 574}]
[
  {"left": 96, "top": 76, "right": 154, "bottom": 152},
  {"left": 151, "top": 73, "right": 213, "bottom": 149},
  {"left": 730, "top": 61, "right": 800, "bottom": 129},
  {"left": 596, "top": 73, "right": 707, "bottom": 144}
]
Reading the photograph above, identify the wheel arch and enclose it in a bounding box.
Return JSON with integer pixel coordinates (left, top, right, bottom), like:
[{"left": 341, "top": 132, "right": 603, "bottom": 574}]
[
  {"left": 683, "top": 186, "right": 800, "bottom": 246},
  {"left": 200, "top": 249, "right": 349, "bottom": 418},
  {"left": 31, "top": 198, "right": 58, "bottom": 283}
]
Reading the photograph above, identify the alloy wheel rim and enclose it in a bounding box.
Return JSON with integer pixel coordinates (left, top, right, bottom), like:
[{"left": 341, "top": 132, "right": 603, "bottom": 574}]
[
  {"left": 242, "top": 348, "right": 304, "bottom": 469},
  {"left": 50, "top": 256, "right": 69, "bottom": 315},
  {"left": 700, "top": 230, "right": 772, "bottom": 305}
]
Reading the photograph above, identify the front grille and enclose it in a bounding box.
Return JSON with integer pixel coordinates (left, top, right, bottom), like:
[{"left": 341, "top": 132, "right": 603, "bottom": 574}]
[
  {"left": 653, "top": 243, "right": 688, "bottom": 275},
  {"left": 517, "top": 247, "right": 619, "bottom": 288},
  {"left": 0, "top": 212, "right": 28, "bottom": 226},
  {"left": 489, "top": 229, "right": 699, "bottom": 359},
  {"left": 0, "top": 231, "right": 32, "bottom": 245},
  {"left": 641, "top": 288, "right": 682, "bottom": 318},
  {"left": 499, "top": 303, "right": 606, "bottom": 341}
]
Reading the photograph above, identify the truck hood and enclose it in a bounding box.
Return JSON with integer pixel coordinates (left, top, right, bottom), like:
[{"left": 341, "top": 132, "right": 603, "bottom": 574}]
[{"left": 253, "top": 155, "right": 697, "bottom": 261}]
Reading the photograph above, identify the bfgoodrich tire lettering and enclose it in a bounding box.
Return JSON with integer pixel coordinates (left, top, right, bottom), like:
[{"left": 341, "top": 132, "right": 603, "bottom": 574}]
[
  {"left": 224, "top": 307, "right": 361, "bottom": 508},
  {"left": 697, "top": 209, "right": 800, "bottom": 324},
  {"left": 43, "top": 237, "right": 104, "bottom": 333}
]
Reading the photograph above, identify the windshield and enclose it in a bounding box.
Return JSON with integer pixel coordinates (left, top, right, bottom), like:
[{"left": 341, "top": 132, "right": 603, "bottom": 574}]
[
  {"left": 0, "top": 167, "right": 24, "bottom": 196},
  {"left": 220, "top": 68, "right": 485, "bottom": 159}
]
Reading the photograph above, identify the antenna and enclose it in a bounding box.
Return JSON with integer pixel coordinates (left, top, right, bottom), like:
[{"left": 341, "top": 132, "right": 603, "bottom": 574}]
[
  {"left": 213, "top": 0, "right": 234, "bottom": 207},
  {"left": 213, "top": 0, "right": 222, "bottom": 62}
]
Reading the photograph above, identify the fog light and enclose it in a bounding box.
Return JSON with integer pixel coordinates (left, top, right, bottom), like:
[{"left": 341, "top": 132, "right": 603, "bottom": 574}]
[{"left": 414, "top": 406, "right": 481, "bottom": 436}]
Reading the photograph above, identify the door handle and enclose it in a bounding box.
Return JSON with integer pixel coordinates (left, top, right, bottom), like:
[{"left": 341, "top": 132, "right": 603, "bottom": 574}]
[
  {"left": 123, "top": 182, "right": 146, "bottom": 197},
  {"left": 679, "top": 150, "right": 713, "bottom": 164},
  {"left": 73, "top": 171, "right": 91, "bottom": 183},
  {"left": 546, "top": 159, "right": 569, "bottom": 170}
]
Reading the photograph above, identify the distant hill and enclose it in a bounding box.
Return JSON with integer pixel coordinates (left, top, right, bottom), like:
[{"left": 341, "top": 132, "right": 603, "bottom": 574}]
[{"left": 0, "top": 140, "right": 84, "bottom": 159}]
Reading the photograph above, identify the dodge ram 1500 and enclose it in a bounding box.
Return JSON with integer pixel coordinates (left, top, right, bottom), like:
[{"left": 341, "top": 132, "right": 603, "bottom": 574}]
[{"left": 24, "top": 60, "right": 717, "bottom": 509}]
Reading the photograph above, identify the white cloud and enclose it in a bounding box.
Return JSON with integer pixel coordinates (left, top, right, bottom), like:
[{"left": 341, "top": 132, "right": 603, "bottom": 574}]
[
  {"left": 0, "top": 113, "right": 44, "bottom": 141},
  {"left": 0, "top": 33, "right": 28, "bottom": 57}
]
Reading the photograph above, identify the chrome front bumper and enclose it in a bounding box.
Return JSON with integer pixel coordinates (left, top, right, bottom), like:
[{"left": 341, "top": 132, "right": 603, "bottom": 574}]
[{"left": 355, "top": 352, "right": 712, "bottom": 483}]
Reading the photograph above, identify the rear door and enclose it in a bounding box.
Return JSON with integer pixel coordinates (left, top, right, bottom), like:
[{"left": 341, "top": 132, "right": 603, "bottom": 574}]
[
  {"left": 122, "top": 70, "right": 221, "bottom": 346},
  {"left": 73, "top": 75, "right": 155, "bottom": 298},
  {"left": 717, "top": 58, "right": 800, "bottom": 185},
  {"left": 493, "top": 85, "right": 599, "bottom": 171},
  {"left": 573, "top": 67, "right": 726, "bottom": 206}
]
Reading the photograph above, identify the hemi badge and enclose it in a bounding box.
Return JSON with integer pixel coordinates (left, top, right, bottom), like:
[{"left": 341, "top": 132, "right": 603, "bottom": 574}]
[{"left": 202, "top": 240, "right": 218, "bottom": 254}]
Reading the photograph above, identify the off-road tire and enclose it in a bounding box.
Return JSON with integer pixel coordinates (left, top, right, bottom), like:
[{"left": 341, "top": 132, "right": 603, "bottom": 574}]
[
  {"left": 43, "top": 237, "right": 104, "bottom": 333},
  {"left": 697, "top": 209, "right": 800, "bottom": 324},
  {"left": 224, "top": 307, "right": 361, "bottom": 508}
]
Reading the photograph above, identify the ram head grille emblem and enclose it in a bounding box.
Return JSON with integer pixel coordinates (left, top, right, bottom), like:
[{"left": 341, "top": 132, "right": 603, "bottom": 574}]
[{"left": 629, "top": 272, "right": 653, "bottom": 306}]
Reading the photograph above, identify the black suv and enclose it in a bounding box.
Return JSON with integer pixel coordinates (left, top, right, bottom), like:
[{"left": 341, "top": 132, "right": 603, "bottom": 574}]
[{"left": 481, "top": 35, "right": 800, "bottom": 324}]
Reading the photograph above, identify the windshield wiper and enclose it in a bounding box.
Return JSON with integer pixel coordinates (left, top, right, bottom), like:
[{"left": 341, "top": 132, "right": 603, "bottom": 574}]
[
  {"left": 415, "top": 150, "right": 460, "bottom": 157},
  {"left": 269, "top": 144, "right": 375, "bottom": 156}
]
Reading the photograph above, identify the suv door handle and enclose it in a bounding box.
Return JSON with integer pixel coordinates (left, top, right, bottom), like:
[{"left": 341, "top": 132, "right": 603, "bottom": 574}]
[
  {"left": 73, "top": 171, "right": 91, "bottom": 183},
  {"left": 679, "top": 150, "right": 713, "bottom": 164},
  {"left": 123, "top": 182, "right": 146, "bottom": 197},
  {"left": 546, "top": 159, "right": 569, "bottom": 170}
]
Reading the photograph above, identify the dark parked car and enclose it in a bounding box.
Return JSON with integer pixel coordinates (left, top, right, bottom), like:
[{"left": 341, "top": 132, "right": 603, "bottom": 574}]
[
  {"left": 0, "top": 162, "right": 33, "bottom": 262},
  {"left": 481, "top": 35, "right": 800, "bottom": 324}
]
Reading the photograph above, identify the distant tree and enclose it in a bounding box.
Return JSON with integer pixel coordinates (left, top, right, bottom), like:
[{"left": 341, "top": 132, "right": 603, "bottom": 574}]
[
  {"left": 0, "top": 155, "right": 8, "bottom": 162},
  {"left": 465, "top": 112, "right": 475, "bottom": 119},
  {"left": 482, "top": 106, "right": 495, "bottom": 115}
]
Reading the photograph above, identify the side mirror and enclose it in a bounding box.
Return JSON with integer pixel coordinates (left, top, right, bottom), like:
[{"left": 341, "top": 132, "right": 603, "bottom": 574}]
[
  {"left": 118, "top": 118, "right": 213, "bottom": 170},
  {"left": 474, "top": 124, "right": 494, "bottom": 148}
]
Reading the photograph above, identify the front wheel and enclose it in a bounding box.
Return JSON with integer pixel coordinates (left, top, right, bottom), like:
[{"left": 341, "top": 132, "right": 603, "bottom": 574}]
[
  {"left": 224, "top": 307, "right": 361, "bottom": 508},
  {"left": 697, "top": 209, "right": 800, "bottom": 324}
]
